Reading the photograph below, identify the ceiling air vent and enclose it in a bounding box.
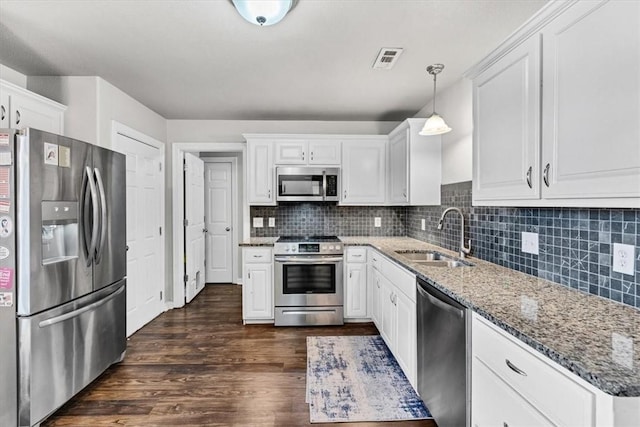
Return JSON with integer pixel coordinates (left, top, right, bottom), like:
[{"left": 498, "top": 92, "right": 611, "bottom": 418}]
[{"left": 372, "top": 48, "right": 404, "bottom": 70}]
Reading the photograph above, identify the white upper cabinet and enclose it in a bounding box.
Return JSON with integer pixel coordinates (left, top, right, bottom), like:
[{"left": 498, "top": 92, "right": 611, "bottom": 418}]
[
  {"left": 0, "top": 80, "right": 65, "bottom": 134},
  {"left": 274, "top": 139, "right": 341, "bottom": 165},
  {"left": 341, "top": 138, "right": 387, "bottom": 205},
  {"left": 472, "top": 37, "right": 541, "bottom": 202},
  {"left": 246, "top": 139, "right": 275, "bottom": 205},
  {"left": 470, "top": 0, "right": 640, "bottom": 207},
  {"left": 388, "top": 118, "right": 441, "bottom": 205},
  {"left": 540, "top": 0, "right": 640, "bottom": 203}
]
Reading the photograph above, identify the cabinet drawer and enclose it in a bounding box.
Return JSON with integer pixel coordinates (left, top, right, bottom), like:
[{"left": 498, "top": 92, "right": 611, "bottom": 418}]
[
  {"left": 346, "top": 247, "right": 367, "bottom": 263},
  {"left": 243, "top": 248, "right": 272, "bottom": 263},
  {"left": 380, "top": 256, "right": 416, "bottom": 302},
  {"left": 472, "top": 315, "right": 595, "bottom": 426},
  {"left": 472, "top": 357, "right": 555, "bottom": 427}
]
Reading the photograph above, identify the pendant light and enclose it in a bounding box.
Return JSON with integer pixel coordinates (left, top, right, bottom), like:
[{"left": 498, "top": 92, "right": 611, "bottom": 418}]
[
  {"left": 419, "top": 63, "right": 452, "bottom": 136},
  {"left": 231, "top": 0, "right": 296, "bottom": 26}
]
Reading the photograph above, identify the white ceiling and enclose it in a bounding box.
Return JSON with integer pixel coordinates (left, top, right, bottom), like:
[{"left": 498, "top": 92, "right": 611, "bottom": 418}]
[{"left": 0, "top": 0, "right": 547, "bottom": 121}]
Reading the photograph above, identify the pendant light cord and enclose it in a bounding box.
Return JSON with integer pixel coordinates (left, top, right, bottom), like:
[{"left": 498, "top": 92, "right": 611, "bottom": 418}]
[{"left": 432, "top": 72, "right": 437, "bottom": 114}]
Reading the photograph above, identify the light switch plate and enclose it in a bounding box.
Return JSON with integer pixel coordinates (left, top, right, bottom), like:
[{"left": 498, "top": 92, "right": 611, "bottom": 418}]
[
  {"left": 521, "top": 232, "right": 539, "bottom": 255},
  {"left": 612, "top": 243, "right": 635, "bottom": 275},
  {"left": 421, "top": 219, "right": 426, "bottom": 231},
  {"left": 374, "top": 217, "right": 381, "bottom": 227},
  {"left": 252, "top": 217, "right": 263, "bottom": 228},
  {"left": 268, "top": 217, "right": 275, "bottom": 227}
]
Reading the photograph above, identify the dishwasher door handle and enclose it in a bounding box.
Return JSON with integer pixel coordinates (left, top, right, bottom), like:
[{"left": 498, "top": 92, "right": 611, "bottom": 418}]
[{"left": 417, "top": 282, "right": 464, "bottom": 318}]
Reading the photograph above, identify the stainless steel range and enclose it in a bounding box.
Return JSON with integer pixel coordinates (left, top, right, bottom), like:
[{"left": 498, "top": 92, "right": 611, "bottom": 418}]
[{"left": 274, "top": 236, "right": 344, "bottom": 326}]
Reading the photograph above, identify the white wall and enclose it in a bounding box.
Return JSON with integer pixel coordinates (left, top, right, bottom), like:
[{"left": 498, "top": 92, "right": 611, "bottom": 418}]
[
  {"left": 415, "top": 78, "right": 473, "bottom": 185},
  {"left": 28, "top": 76, "right": 166, "bottom": 148},
  {"left": 0, "top": 64, "right": 27, "bottom": 88}
]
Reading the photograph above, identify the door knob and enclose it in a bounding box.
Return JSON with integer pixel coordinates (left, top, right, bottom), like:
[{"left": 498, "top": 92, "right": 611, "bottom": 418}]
[
  {"left": 225, "top": 227, "right": 231, "bottom": 231},
  {"left": 203, "top": 228, "right": 208, "bottom": 233}
]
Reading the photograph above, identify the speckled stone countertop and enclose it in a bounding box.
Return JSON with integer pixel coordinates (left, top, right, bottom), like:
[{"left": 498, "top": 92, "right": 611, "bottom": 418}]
[
  {"left": 340, "top": 236, "right": 640, "bottom": 397},
  {"left": 239, "top": 237, "right": 278, "bottom": 246},
  {"left": 239, "top": 235, "right": 639, "bottom": 396}
]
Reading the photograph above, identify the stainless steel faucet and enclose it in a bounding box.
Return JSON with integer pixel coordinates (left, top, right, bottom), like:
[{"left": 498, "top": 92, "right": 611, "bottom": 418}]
[{"left": 437, "top": 207, "right": 472, "bottom": 259}]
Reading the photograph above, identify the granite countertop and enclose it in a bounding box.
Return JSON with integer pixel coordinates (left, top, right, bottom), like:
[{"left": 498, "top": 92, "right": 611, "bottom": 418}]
[
  {"left": 341, "top": 236, "right": 640, "bottom": 398},
  {"left": 239, "top": 237, "right": 278, "bottom": 246},
  {"left": 241, "top": 235, "right": 639, "bottom": 396}
]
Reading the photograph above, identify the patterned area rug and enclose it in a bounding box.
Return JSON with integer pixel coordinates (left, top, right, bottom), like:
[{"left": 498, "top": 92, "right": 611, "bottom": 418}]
[{"left": 306, "top": 335, "right": 432, "bottom": 423}]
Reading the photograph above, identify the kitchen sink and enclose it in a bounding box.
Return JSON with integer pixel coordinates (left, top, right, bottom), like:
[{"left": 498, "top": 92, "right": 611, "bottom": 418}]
[{"left": 395, "top": 251, "right": 473, "bottom": 268}]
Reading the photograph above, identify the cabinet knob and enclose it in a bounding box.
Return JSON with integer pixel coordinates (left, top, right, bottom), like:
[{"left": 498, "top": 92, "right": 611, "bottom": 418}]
[
  {"left": 225, "top": 227, "right": 231, "bottom": 231},
  {"left": 310, "top": 151, "right": 314, "bottom": 161}
]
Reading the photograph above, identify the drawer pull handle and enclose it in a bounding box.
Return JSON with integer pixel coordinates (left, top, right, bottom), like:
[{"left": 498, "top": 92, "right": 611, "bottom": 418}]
[
  {"left": 352, "top": 254, "right": 362, "bottom": 257},
  {"left": 505, "top": 359, "right": 527, "bottom": 376}
]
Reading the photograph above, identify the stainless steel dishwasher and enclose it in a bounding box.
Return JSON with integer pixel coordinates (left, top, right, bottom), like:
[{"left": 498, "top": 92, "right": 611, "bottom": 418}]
[{"left": 417, "top": 277, "right": 469, "bottom": 427}]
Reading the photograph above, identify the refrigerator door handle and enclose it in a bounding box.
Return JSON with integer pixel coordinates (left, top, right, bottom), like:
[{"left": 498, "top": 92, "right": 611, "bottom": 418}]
[
  {"left": 82, "top": 166, "right": 100, "bottom": 266},
  {"left": 38, "top": 285, "right": 125, "bottom": 328},
  {"left": 94, "top": 167, "right": 108, "bottom": 265}
]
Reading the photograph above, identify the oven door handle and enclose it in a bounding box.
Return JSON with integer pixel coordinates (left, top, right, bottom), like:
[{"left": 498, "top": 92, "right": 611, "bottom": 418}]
[{"left": 274, "top": 256, "right": 344, "bottom": 263}]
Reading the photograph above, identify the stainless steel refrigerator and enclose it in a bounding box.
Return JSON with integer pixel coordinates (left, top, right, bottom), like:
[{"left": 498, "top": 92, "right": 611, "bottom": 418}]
[{"left": 0, "top": 128, "right": 127, "bottom": 427}]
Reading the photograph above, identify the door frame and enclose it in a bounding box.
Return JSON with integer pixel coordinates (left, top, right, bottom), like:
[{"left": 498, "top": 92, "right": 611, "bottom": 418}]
[
  {"left": 110, "top": 120, "right": 168, "bottom": 313},
  {"left": 203, "top": 157, "right": 238, "bottom": 284},
  {"left": 171, "top": 142, "right": 247, "bottom": 308}
]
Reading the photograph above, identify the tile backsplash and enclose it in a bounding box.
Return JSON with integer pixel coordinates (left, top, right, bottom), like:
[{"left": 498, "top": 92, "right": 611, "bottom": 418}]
[
  {"left": 250, "top": 204, "right": 406, "bottom": 237},
  {"left": 250, "top": 181, "right": 640, "bottom": 309}
]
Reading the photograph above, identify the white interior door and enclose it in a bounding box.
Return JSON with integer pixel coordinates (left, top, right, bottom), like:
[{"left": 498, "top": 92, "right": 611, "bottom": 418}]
[
  {"left": 205, "top": 161, "right": 233, "bottom": 283},
  {"left": 184, "top": 153, "right": 206, "bottom": 303},
  {"left": 113, "top": 132, "right": 164, "bottom": 337}
]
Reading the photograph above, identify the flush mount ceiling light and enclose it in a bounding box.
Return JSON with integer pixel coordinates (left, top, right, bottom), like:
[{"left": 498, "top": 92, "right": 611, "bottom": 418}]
[
  {"left": 231, "top": 0, "right": 297, "bottom": 26},
  {"left": 419, "top": 63, "right": 452, "bottom": 136}
]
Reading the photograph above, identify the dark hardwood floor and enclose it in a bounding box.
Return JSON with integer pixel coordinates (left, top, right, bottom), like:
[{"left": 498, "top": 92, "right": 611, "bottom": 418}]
[{"left": 44, "top": 285, "right": 436, "bottom": 427}]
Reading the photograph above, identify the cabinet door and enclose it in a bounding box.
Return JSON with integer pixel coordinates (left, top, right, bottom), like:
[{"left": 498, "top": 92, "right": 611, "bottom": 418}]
[
  {"left": 243, "top": 263, "right": 273, "bottom": 319},
  {"left": 6, "top": 87, "right": 64, "bottom": 134},
  {"left": 342, "top": 139, "right": 386, "bottom": 204},
  {"left": 541, "top": 0, "right": 640, "bottom": 200},
  {"left": 370, "top": 268, "right": 382, "bottom": 327},
  {"left": 345, "top": 263, "right": 367, "bottom": 318},
  {"left": 379, "top": 276, "right": 396, "bottom": 349},
  {"left": 388, "top": 129, "right": 409, "bottom": 204},
  {"left": 0, "top": 89, "right": 8, "bottom": 128},
  {"left": 472, "top": 359, "right": 555, "bottom": 427},
  {"left": 274, "top": 140, "right": 307, "bottom": 164},
  {"left": 308, "top": 140, "right": 341, "bottom": 165},
  {"left": 247, "top": 141, "right": 275, "bottom": 205},
  {"left": 472, "top": 36, "right": 541, "bottom": 202},
  {"left": 394, "top": 290, "right": 416, "bottom": 387}
]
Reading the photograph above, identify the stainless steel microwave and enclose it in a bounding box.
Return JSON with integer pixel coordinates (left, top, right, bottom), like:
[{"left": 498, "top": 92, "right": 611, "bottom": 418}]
[{"left": 276, "top": 167, "right": 340, "bottom": 202}]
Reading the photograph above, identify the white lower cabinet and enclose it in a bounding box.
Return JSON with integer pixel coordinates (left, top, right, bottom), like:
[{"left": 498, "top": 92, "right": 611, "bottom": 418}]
[
  {"left": 344, "top": 247, "right": 368, "bottom": 320},
  {"left": 242, "top": 248, "right": 274, "bottom": 322},
  {"left": 369, "top": 249, "right": 417, "bottom": 388},
  {"left": 473, "top": 358, "right": 555, "bottom": 427},
  {"left": 472, "top": 313, "right": 599, "bottom": 427}
]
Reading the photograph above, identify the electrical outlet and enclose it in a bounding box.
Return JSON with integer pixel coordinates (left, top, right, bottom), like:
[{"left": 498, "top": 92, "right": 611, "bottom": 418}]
[
  {"left": 268, "top": 217, "right": 275, "bottom": 227},
  {"left": 612, "top": 243, "right": 635, "bottom": 275},
  {"left": 374, "top": 217, "right": 381, "bottom": 227},
  {"left": 252, "top": 217, "right": 263, "bottom": 228},
  {"left": 521, "top": 232, "right": 539, "bottom": 255},
  {"left": 421, "top": 219, "right": 426, "bottom": 231}
]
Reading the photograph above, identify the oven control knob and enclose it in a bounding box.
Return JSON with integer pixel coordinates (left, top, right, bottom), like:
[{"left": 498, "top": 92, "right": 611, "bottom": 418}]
[
  {"left": 284, "top": 247, "right": 290, "bottom": 252},
  {"left": 335, "top": 245, "right": 341, "bottom": 250},
  {"left": 329, "top": 245, "right": 335, "bottom": 250},
  {"left": 322, "top": 245, "right": 328, "bottom": 250},
  {"left": 290, "top": 245, "right": 297, "bottom": 253}
]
